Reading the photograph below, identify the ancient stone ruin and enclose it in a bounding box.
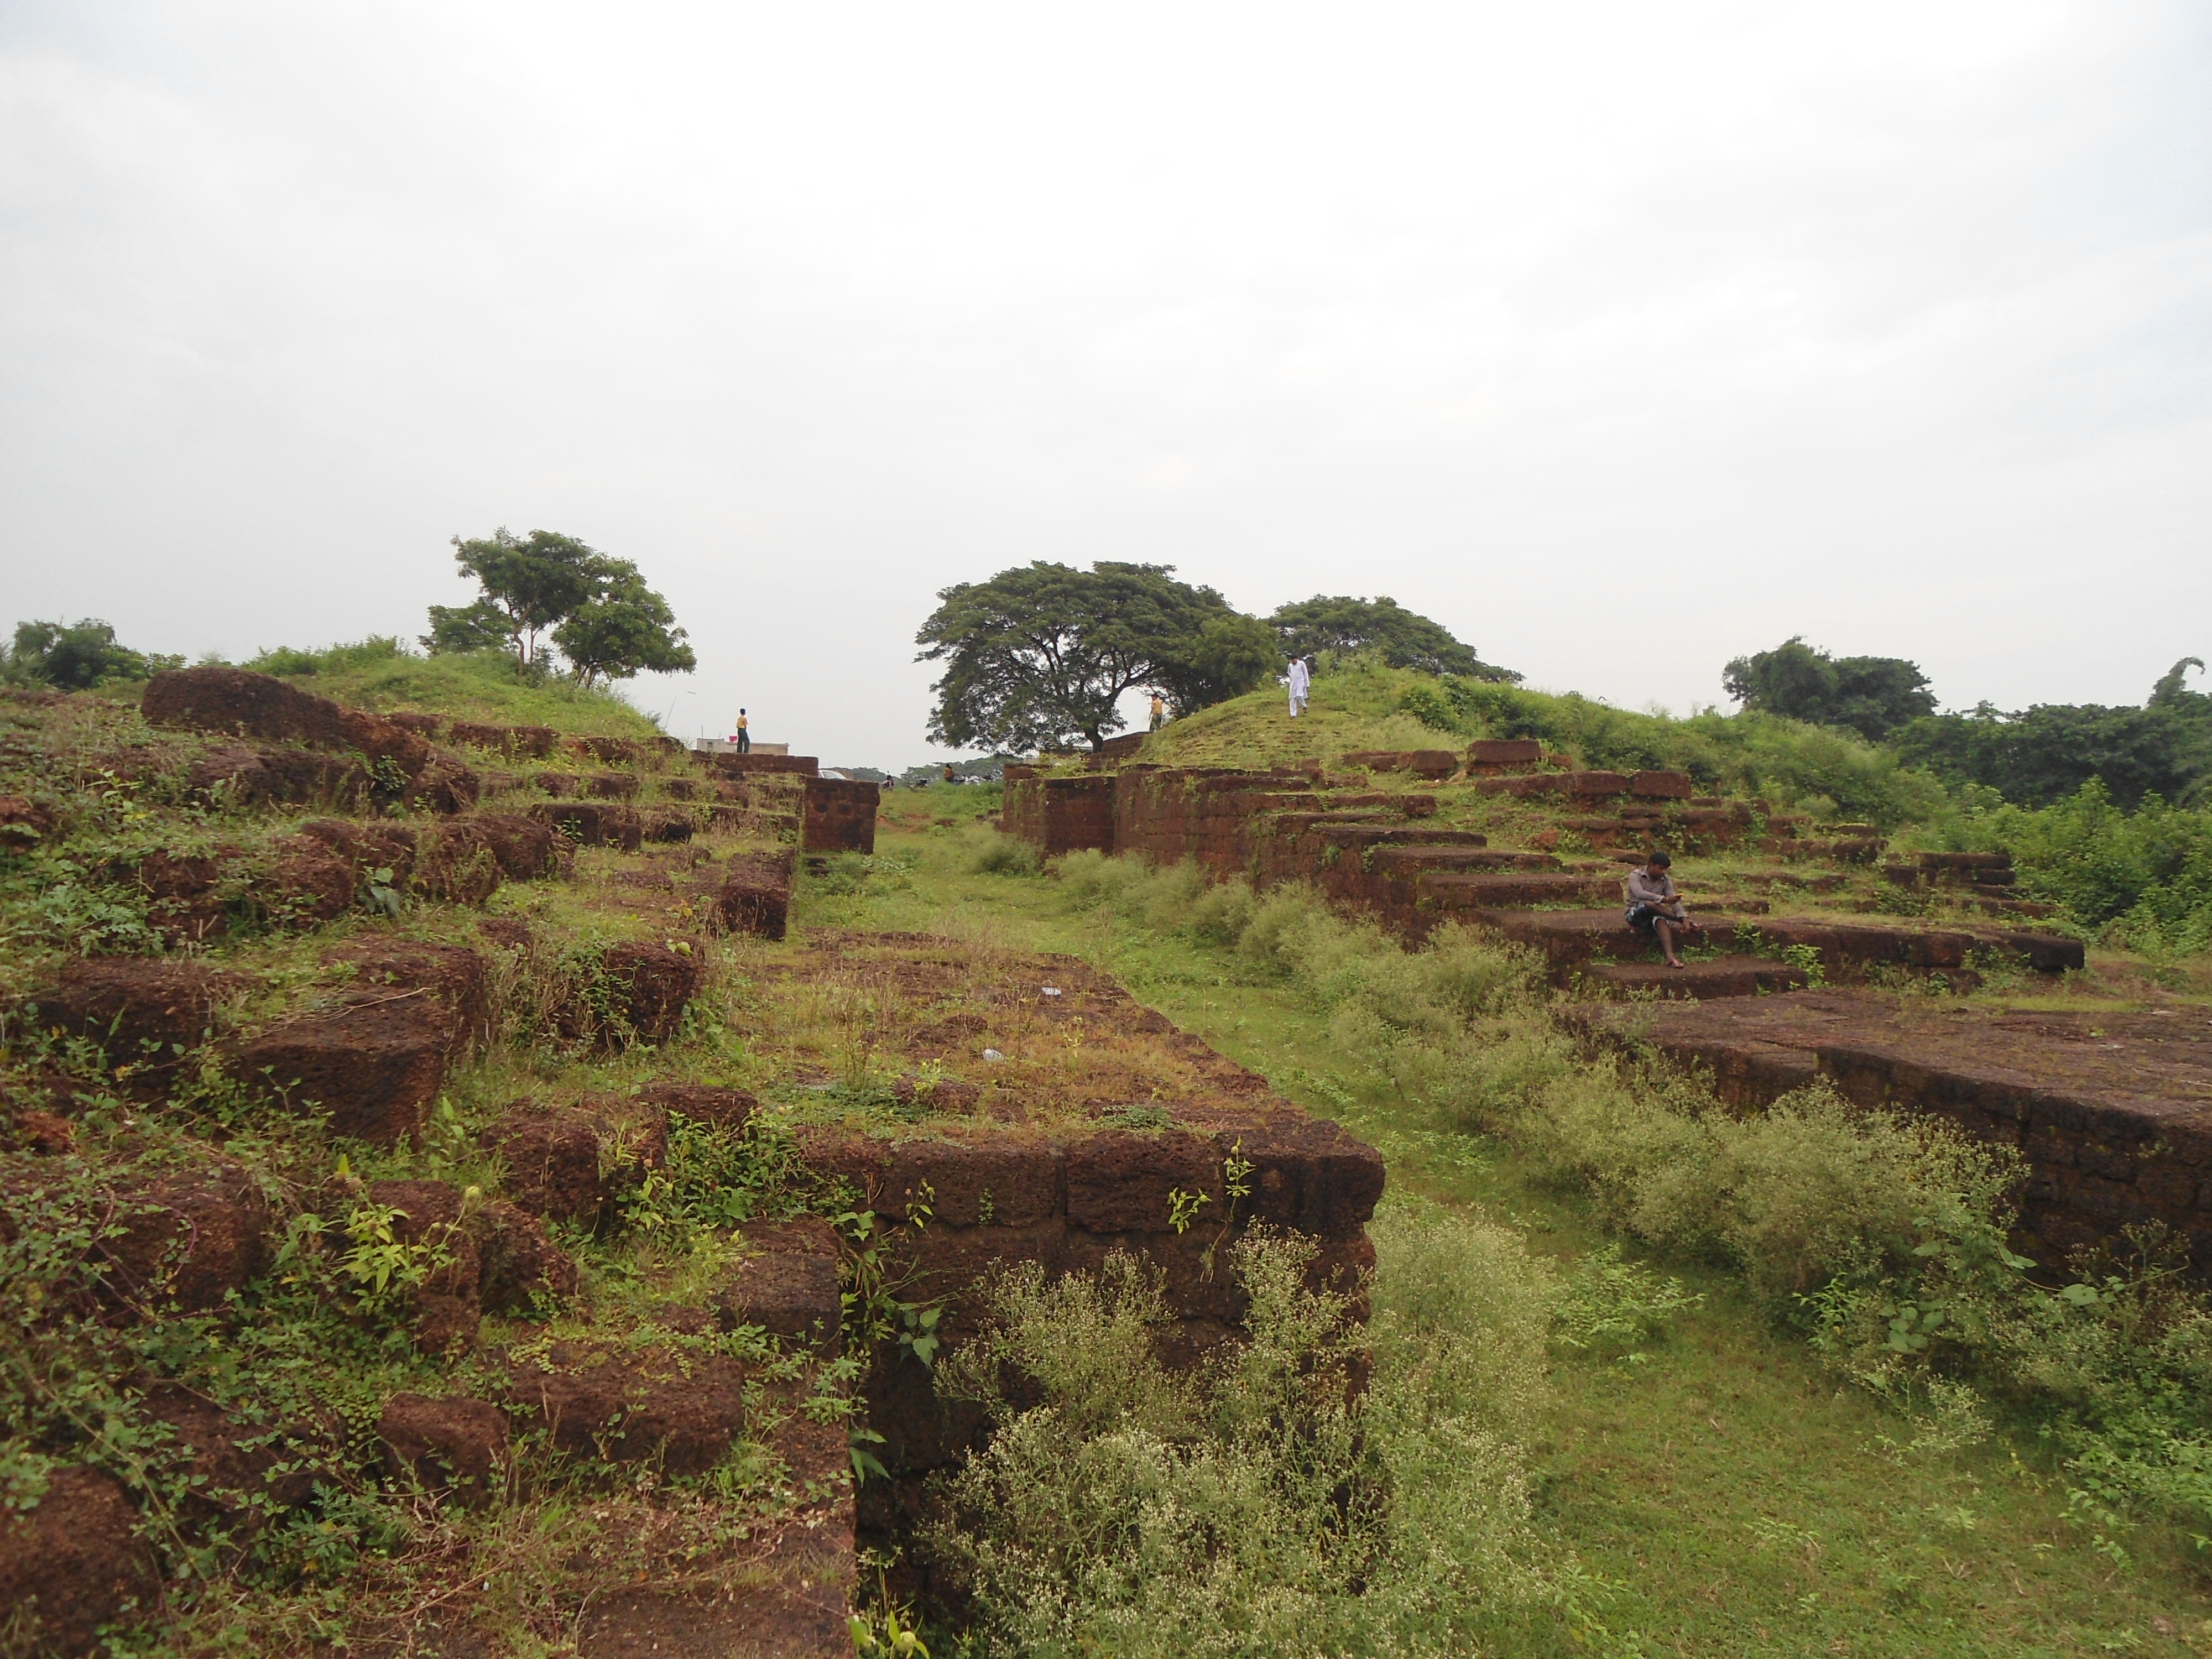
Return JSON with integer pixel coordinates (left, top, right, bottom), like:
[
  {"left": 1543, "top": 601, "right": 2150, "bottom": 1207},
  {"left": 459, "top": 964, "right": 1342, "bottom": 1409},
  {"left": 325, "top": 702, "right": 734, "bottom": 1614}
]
[
  {"left": 0, "top": 672, "right": 1384, "bottom": 1655},
  {"left": 1002, "top": 743, "right": 2211, "bottom": 1271}
]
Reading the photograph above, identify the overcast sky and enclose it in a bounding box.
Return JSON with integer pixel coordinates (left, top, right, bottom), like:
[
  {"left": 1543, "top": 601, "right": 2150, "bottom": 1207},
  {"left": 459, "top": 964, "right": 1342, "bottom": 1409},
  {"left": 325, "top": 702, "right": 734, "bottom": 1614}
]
[{"left": 3, "top": 2, "right": 2206, "bottom": 766}]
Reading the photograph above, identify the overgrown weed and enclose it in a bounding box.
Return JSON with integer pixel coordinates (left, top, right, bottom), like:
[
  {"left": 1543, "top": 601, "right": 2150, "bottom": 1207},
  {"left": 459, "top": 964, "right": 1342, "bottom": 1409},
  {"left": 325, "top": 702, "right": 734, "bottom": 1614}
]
[
  {"left": 1047, "top": 850, "right": 2212, "bottom": 1558},
  {"left": 927, "top": 1219, "right": 1590, "bottom": 1657}
]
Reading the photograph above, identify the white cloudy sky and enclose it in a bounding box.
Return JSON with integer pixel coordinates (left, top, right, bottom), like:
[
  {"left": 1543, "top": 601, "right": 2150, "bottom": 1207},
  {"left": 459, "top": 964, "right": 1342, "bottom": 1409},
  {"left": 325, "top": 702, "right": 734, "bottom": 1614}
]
[{"left": 2, "top": 2, "right": 2206, "bottom": 766}]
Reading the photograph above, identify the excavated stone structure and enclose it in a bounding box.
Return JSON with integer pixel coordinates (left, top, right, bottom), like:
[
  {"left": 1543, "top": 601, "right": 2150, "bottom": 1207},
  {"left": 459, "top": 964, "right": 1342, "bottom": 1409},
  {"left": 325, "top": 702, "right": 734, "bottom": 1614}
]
[{"left": 996, "top": 742, "right": 2203, "bottom": 1272}]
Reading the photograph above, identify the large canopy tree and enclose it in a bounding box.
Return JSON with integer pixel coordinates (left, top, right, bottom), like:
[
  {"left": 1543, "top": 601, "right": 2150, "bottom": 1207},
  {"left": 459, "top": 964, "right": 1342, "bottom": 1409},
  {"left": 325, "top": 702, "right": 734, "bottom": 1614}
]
[
  {"left": 425, "top": 527, "right": 692, "bottom": 688},
  {"left": 918, "top": 562, "right": 1277, "bottom": 753},
  {"left": 554, "top": 559, "right": 697, "bottom": 688},
  {"left": 1268, "top": 595, "right": 1514, "bottom": 681},
  {"left": 429, "top": 528, "right": 604, "bottom": 671},
  {"left": 1721, "top": 637, "right": 1936, "bottom": 742}
]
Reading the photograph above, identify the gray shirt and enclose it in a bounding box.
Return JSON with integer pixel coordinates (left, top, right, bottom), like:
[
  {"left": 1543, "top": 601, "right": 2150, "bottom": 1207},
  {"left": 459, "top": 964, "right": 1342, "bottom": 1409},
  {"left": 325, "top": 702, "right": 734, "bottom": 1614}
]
[{"left": 1625, "top": 868, "right": 1679, "bottom": 910}]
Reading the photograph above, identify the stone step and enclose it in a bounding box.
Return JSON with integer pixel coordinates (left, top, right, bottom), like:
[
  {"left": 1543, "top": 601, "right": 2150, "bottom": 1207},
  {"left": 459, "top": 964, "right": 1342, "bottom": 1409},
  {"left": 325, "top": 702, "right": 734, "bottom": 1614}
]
[
  {"left": 1462, "top": 906, "right": 1721, "bottom": 969},
  {"left": 1368, "top": 847, "right": 1558, "bottom": 879},
  {"left": 1417, "top": 872, "right": 1623, "bottom": 909},
  {"left": 1469, "top": 768, "right": 1695, "bottom": 802},
  {"left": 1311, "top": 824, "right": 1490, "bottom": 851},
  {"left": 1964, "top": 895, "right": 2059, "bottom": 920},
  {"left": 1746, "top": 916, "right": 2085, "bottom": 976},
  {"left": 1759, "top": 836, "right": 1885, "bottom": 863},
  {"left": 1456, "top": 905, "right": 2081, "bottom": 979},
  {"left": 1580, "top": 956, "right": 1812, "bottom": 1000}
]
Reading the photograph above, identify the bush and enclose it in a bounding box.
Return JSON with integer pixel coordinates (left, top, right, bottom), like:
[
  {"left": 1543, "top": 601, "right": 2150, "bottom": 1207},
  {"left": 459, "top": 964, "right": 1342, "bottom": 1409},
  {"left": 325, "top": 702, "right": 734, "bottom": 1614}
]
[
  {"left": 966, "top": 831, "right": 1041, "bottom": 877},
  {"left": 244, "top": 637, "right": 412, "bottom": 677},
  {"left": 1062, "top": 846, "right": 2212, "bottom": 1543},
  {"left": 926, "top": 1219, "right": 1571, "bottom": 1658},
  {"left": 1960, "top": 781, "right": 2212, "bottom": 953}
]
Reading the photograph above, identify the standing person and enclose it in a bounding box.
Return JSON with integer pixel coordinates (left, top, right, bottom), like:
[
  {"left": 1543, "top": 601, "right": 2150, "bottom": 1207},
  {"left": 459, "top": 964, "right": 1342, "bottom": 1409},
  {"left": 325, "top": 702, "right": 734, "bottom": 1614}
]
[
  {"left": 733, "top": 709, "right": 751, "bottom": 754},
  {"left": 1286, "top": 655, "right": 1311, "bottom": 718},
  {"left": 1148, "top": 692, "right": 1166, "bottom": 733},
  {"left": 1625, "top": 851, "right": 1702, "bottom": 969}
]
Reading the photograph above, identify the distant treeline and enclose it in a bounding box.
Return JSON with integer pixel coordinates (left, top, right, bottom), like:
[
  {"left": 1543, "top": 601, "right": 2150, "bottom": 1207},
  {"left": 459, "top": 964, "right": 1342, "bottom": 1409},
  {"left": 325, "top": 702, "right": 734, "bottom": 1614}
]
[{"left": 1723, "top": 637, "right": 2212, "bottom": 811}]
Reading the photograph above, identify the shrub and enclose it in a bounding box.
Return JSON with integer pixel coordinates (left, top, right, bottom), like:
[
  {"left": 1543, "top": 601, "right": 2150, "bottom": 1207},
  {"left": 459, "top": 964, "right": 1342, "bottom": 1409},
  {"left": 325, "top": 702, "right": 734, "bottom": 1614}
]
[
  {"left": 1396, "top": 682, "right": 1461, "bottom": 733},
  {"left": 1063, "top": 847, "right": 2212, "bottom": 1542},
  {"left": 244, "top": 637, "right": 413, "bottom": 677},
  {"left": 927, "top": 1220, "right": 1569, "bottom": 1658},
  {"left": 966, "top": 831, "right": 1040, "bottom": 877},
  {"left": 1997, "top": 783, "right": 2212, "bottom": 950}
]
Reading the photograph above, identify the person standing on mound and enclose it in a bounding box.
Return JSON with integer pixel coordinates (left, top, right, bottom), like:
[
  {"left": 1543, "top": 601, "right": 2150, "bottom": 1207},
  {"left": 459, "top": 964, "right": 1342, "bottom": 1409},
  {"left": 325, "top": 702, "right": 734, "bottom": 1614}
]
[
  {"left": 733, "top": 709, "right": 750, "bottom": 754},
  {"left": 1149, "top": 692, "right": 1166, "bottom": 733},
  {"left": 1286, "top": 655, "right": 1311, "bottom": 718},
  {"left": 1625, "top": 851, "right": 1702, "bottom": 968}
]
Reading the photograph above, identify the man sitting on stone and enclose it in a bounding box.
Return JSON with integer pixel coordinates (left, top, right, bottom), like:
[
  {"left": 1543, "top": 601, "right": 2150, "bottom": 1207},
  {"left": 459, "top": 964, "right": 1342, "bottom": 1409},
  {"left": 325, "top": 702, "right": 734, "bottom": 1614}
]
[{"left": 1625, "top": 850, "right": 1702, "bottom": 969}]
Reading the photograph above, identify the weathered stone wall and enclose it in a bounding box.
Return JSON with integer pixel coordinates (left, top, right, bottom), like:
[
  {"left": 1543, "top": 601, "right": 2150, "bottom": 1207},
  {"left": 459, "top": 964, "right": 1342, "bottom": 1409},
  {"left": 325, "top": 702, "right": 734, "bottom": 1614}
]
[
  {"left": 802, "top": 777, "right": 880, "bottom": 853},
  {"left": 1109, "top": 768, "right": 1318, "bottom": 873},
  {"left": 696, "top": 751, "right": 821, "bottom": 777},
  {"left": 999, "top": 773, "right": 1118, "bottom": 856}
]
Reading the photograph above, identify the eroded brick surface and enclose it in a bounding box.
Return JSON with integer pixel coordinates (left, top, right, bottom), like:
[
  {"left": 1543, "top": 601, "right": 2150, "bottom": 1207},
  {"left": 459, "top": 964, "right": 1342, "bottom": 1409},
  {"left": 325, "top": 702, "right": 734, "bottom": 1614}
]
[{"left": 801, "top": 777, "right": 879, "bottom": 853}]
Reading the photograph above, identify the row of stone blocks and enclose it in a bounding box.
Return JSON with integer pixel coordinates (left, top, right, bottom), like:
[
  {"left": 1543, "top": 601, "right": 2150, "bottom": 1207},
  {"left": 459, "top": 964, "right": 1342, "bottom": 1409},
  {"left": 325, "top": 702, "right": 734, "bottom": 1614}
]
[
  {"left": 1469, "top": 906, "right": 2085, "bottom": 982},
  {"left": 998, "top": 770, "right": 2090, "bottom": 980},
  {"left": 1001, "top": 767, "right": 1630, "bottom": 933},
  {"left": 0, "top": 1082, "right": 854, "bottom": 1655},
  {"left": 23, "top": 851, "right": 795, "bottom": 1144},
  {"left": 0, "top": 1076, "right": 1385, "bottom": 1653},
  {"left": 139, "top": 666, "right": 881, "bottom": 858},
  {"left": 390, "top": 712, "right": 684, "bottom": 766}
]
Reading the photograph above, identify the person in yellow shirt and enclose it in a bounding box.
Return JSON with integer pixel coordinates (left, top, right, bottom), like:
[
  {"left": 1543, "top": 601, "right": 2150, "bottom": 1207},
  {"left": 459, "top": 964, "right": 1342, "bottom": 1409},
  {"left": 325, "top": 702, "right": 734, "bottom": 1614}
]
[
  {"left": 1148, "top": 692, "right": 1166, "bottom": 732},
  {"left": 733, "top": 709, "right": 750, "bottom": 754}
]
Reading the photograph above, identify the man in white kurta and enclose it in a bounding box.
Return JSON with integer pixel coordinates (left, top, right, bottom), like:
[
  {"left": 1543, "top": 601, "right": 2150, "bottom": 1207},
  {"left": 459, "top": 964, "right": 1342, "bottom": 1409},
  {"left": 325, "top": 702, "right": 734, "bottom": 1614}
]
[{"left": 1287, "top": 656, "right": 1311, "bottom": 717}]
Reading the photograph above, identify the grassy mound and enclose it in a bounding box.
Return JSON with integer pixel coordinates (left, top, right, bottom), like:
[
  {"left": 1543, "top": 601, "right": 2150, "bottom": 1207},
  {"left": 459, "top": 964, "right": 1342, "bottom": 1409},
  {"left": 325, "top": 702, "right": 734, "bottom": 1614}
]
[
  {"left": 1141, "top": 659, "right": 1949, "bottom": 827},
  {"left": 232, "top": 638, "right": 665, "bottom": 738}
]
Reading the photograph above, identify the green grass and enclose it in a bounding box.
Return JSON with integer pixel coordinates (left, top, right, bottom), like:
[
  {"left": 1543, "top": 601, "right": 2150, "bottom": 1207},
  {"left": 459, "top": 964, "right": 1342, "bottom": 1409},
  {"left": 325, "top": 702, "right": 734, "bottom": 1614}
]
[
  {"left": 1136, "top": 658, "right": 1952, "bottom": 827},
  {"left": 828, "top": 787, "right": 2212, "bottom": 1655},
  {"left": 237, "top": 638, "right": 667, "bottom": 737}
]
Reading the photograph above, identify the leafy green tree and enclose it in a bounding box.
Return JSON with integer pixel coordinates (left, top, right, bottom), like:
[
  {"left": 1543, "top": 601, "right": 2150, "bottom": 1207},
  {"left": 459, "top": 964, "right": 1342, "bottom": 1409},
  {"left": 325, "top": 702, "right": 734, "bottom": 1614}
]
[
  {"left": 420, "top": 599, "right": 514, "bottom": 656},
  {"left": 3, "top": 619, "right": 179, "bottom": 689},
  {"left": 1151, "top": 612, "right": 1281, "bottom": 716},
  {"left": 1721, "top": 638, "right": 1936, "bottom": 742},
  {"left": 1268, "top": 594, "right": 1515, "bottom": 681},
  {"left": 552, "top": 560, "right": 697, "bottom": 689},
  {"left": 436, "top": 528, "right": 604, "bottom": 670},
  {"left": 918, "top": 562, "right": 1272, "bottom": 753},
  {"left": 427, "top": 528, "right": 693, "bottom": 690}
]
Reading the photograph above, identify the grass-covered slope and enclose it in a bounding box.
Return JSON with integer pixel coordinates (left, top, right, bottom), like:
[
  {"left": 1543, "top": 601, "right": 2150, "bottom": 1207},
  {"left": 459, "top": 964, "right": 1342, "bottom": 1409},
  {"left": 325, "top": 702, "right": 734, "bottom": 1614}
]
[
  {"left": 234, "top": 638, "right": 666, "bottom": 738},
  {"left": 1141, "top": 659, "right": 1948, "bottom": 828},
  {"left": 1133, "top": 661, "right": 2212, "bottom": 957}
]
